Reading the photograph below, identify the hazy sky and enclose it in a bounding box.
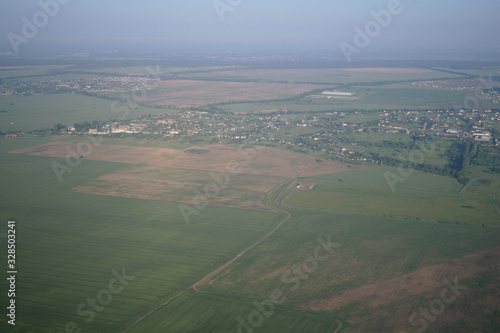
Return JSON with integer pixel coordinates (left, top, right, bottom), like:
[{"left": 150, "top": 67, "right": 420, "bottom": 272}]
[{"left": 1, "top": 0, "right": 499, "bottom": 57}]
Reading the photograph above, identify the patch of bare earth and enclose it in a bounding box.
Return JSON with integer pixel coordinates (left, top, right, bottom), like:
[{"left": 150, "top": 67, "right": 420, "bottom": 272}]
[
  {"left": 305, "top": 246, "right": 500, "bottom": 332},
  {"left": 342, "top": 68, "right": 434, "bottom": 74},
  {"left": 11, "top": 143, "right": 351, "bottom": 208},
  {"left": 143, "top": 80, "right": 319, "bottom": 107},
  {"left": 10, "top": 142, "right": 350, "bottom": 177},
  {"left": 72, "top": 165, "right": 281, "bottom": 210}
]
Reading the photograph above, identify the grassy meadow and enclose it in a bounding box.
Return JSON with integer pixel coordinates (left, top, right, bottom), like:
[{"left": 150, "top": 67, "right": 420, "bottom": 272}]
[{"left": 285, "top": 167, "right": 500, "bottom": 225}]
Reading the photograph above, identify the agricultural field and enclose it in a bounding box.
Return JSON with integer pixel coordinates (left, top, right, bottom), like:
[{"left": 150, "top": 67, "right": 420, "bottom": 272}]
[
  {"left": 127, "top": 290, "right": 341, "bottom": 333},
  {"left": 0, "top": 93, "right": 166, "bottom": 132},
  {"left": 308, "top": 166, "right": 462, "bottom": 193},
  {"left": 284, "top": 167, "right": 500, "bottom": 225},
  {"left": 0, "top": 137, "right": 287, "bottom": 332},
  {"left": 77, "top": 66, "right": 238, "bottom": 76},
  {"left": 10, "top": 141, "right": 351, "bottom": 178},
  {"left": 139, "top": 80, "right": 321, "bottom": 107},
  {"left": 1, "top": 62, "right": 499, "bottom": 333},
  {"left": 202, "top": 211, "right": 500, "bottom": 333},
  {"left": 0, "top": 65, "right": 72, "bottom": 79},
  {"left": 174, "top": 67, "right": 464, "bottom": 85},
  {"left": 217, "top": 86, "right": 472, "bottom": 113}
]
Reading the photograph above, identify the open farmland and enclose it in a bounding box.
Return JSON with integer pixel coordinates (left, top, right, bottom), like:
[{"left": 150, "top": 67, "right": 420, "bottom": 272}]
[
  {"left": 127, "top": 290, "right": 341, "bottom": 333},
  {"left": 308, "top": 166, "right": 462, "bottom": 193},
  {"left": 201, "top": 211, "right": 500, "bottom": 333},
  {"left": 0, "top": 65, "right": 72, "bottom": 79},
  {"left": 141, "top": 80, "right": 320, "bottom": 107},
  {"left": 10, "top": 141, "right": 352, "bottom": 178},
  {"left": 0, "top": 93, "right": 165, "bottom": 132},
  {"left": 71, "top": 165, "right": 285, "bottom": 211},
  {"left": 172, "top": 67, "right": 463, "bottom": 85},
  {"left": 9, "top": 141, "right": 353, "bottom": 211},
  {"left": 1, "top": 59, "right": 499, "bottom": 333},
  {"left": 283, "top": 175, "right": 500, "bottom": 225},
  {"left": 0, "top": 138, "right": 287, "bottom": 332}
]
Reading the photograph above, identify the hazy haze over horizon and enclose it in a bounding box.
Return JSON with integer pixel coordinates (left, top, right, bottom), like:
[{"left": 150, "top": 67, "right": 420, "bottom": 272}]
[{"left": 0, "top": 0, "right": 499, "bottom": 58}]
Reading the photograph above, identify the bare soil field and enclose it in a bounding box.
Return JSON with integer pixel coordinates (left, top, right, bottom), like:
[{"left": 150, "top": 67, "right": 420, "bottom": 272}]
[
  {"left": 342, "top": 68, "right": 434, "bottom": 74},
  {"left": 71, "top": 165, "right": 282, "bottom": 210},
  {"left": 11, "top": 143, "right": 351, "bottom": 209},
  {"left": 10, "top": 142, "right": 350, "bottom": 178},
  {"left": 306, "top": 246, "right": 500, "bottom": 333},
  {"left": 143, "top": 80, "right": 319, "bottom": 107}
]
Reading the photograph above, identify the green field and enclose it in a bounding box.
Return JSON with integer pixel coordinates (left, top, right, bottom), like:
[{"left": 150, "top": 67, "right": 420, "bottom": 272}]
[
  {"left": 203, "top": 210, "right": 500, "bottom": 332},
  {"left": 0, "top": 138, "right": 285, "bottom": 332},
  {"left": 309, "top": 166, "right": 462, "bottom": 193},
  {"left": 0, "top": 65, "right": 72, "bottom": 79},
  {"left": 0, "top": 94, "right": 166, "bottom": 132},
  {"left": 218, "top": 86, "right": 472, "bottom": 113},
  {"left": 128, "top": 290, "right": 341, "bottom": 333},
  {"left": 179, "top": 68, "right": 463, "bottom": 85},
  {"left": 285, "top": 167, "right": 500, "bottom": 225},
  {"left": 354, "top": 86, "right": 473, "bottom": 109}
]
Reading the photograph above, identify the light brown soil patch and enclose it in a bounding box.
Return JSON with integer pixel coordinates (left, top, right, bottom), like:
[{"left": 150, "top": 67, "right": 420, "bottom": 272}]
[
  {"left": 143, "top": 80, "right": 319, "bottom": 107},
  {"left": 72, "top": 165, "right": 281, "bottom": 210},
  {"left": 11, "top": 143, "right": 351, "bottom": 208},
  {"left": 342, "top": 68, "right": 433, "bottom": 74},
  {"left": 305, "top": 247, "right": 498, "bottom": 311},
  {"left": 305, "top": 246, "right": 500, "bottom": 332},
  {"left": 10, "top": 142, "right": 350, "bottom": 178}
]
